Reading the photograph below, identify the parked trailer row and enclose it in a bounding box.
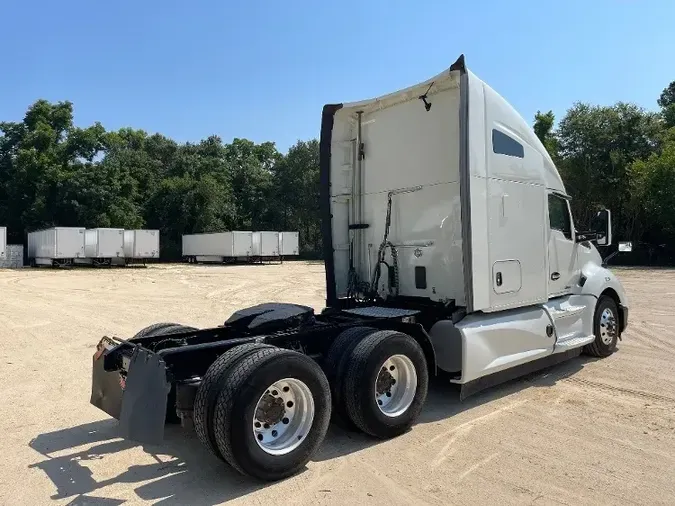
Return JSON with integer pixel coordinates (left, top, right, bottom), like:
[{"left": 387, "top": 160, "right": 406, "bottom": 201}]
[
  {"left": 182, "top": 231, "right": 299, "bottom": 263},
  {"left": 27, "top": 227, "right": 159, "bottom": 267}
]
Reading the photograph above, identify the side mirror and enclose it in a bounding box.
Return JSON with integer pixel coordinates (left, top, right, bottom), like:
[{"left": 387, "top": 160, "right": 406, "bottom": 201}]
[
  {"left": 618, "top": 241, "right": 632, "bottom": 252},
  {"left": 590, "top": 209, "right": 612, "bottom": 246}
]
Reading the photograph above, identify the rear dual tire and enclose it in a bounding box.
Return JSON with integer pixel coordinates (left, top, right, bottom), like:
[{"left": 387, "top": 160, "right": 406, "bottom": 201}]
[
  {"left": 130, "top": 322, "right": 197, "bottom": 341},
  {"left": 326, "top": 328, "right": 429, "bottom": 439},
  {"left": 196, "top": 344, "right": 332, "bottom": 481},
  {"left": 129, "top": 322, "right": 198, "bottom": 423}
]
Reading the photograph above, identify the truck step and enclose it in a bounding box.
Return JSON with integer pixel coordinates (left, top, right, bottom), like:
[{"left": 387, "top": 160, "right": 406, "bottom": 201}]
[
  {"left": 548, "top": 305, "right": 586, "bottom": 320},
  {"left": 555, "top": 335, "right": 594, "bottom": 349},
  {"left": 342, "top": 306, "right": 420, "bottom": 318}
]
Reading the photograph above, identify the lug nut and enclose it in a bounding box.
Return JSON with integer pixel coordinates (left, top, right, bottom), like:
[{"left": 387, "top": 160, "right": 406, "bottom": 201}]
[
  {"left": 378, "top": 400, "right": 383, "bottom": 405},
  {"left": 272, "top": 390, "right": 278, "bottom": 396},
  {"left": 391, "top": 379, "right": 396, "bottom": 385},
  {"left": 386, "top": 392, "right": 392, "bottom": 397},
  {"left": 272, "top": 430, "right": 278, "bottom": 437},
  {"left": 282, "top": 417, "right": 289, "bottom": 424},
  {"left": 254, "top": 422, "right": 261, "bottom": 428},
  {"left": 257, "top": 434, "right": 263, "bottom": 441},
  {"left": 283, "top": 386, "right": 290, "bottom": 392},
  {"left": 287, "top": 401, "right": 294, "bottom": 408},
  {"left": 390, "top": 365, "right": 395, "bottom": 371},
  {"left": 264, "top": 423, "right": 270, "bottom": 429}
]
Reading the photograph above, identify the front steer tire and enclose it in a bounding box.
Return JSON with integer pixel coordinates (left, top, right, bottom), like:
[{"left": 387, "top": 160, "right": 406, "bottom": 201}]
[
  {"left": 212, "top": 347, "right": 332, "bottom": 481},
  {"left": 344, "top": 330, "right": 428, "bottom": 439},
  {"left": 584, "top": 295, "right": 620, "bottom": 358}
]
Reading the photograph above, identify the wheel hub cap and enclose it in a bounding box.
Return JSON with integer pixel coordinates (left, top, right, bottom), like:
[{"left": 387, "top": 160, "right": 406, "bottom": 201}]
[
  {"left": 253, "top": 378, "right": 314, "bottom": 455},
  {"left": 255, "top": 393, "right": 285, "bottom": 425},
  {"left": 600, "top": 307, "right": 617, "bottom": 345},
  {"left": 374, "top": 355, "right": 418, "bottom": 418}
]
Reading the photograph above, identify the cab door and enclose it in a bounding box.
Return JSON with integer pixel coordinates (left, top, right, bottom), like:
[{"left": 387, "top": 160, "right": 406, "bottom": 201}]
[{"left": 547, "top": 193, "right": 578, "bottom": 297}]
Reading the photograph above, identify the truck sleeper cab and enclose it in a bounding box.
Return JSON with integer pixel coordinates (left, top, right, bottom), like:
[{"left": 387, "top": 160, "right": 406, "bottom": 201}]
[{"left": 90, "top": 54, "right": 629, "bottom": 482}]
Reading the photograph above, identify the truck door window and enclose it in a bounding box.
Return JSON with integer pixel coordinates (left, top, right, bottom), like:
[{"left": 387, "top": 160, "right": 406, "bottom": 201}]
[{"left": 548, "top": 195, "right": 572, "bottom": 240}]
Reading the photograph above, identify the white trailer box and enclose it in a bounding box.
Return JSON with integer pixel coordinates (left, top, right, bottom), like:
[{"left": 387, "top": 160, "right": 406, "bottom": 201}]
[
  {"left": 27, "top": 227, "right": 86, "bottom": 265},
  {"left": 85, "top": 228, "right": 124, "bottom": 259},
  {"left": 182, "top": 232, "right": 233, "bottom": 262},
  {"left": 232, "top": 231, "right": 253, "bottom": 257},
  {"left": 279, "top": 231, "right": 300, "bottom": 256},
  {"left": 260, "top": 231, "right": 280, "bottom": 257},
  {"left": 0, "top": 226, "right": 6, "bottom": 259},
  {"left": 123, "top": 230, "right": 160, "bottom": 259},
  {"left": 251, "top": 232, "right": 261, "bottom": 257}
]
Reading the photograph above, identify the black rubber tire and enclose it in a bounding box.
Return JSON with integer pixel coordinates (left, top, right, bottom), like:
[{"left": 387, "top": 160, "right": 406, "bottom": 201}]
[
  {"left": 212, "top": 348, "right": 332, "bottom": 481},
  {"left": 130, "top": 322, "right": 197, "bottom": 341},
  {"left": 324, "top": 326, "right": 377, "bottom": 429},
  {"left": 128, "top": 322, "right": 198, "bottom": 422},
  {"left": 343, "top": 330, "right": 428, "bottom": 439},
  {"left": 193, "top": 342, "right": 273, "bottom": 459},
  {"left": 584, "top": 295, "right": 619, "bottom": 358}
]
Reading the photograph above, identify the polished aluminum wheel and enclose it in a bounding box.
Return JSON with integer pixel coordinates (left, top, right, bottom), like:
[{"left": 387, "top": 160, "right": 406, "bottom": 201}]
[
  {"left": 374, "top": 354, "right": 418, "bottom": 417},
  {"left": 600, "top": 307, "right": 618, "bottom": 345},
  {"left": 252, "top": 378, "right": 314, "bottom": 456}
]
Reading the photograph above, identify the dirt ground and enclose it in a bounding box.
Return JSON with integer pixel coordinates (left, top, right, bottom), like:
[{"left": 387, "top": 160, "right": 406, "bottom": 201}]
[{"left": 1, "top": 263, "right": 674, "bottom": 506}]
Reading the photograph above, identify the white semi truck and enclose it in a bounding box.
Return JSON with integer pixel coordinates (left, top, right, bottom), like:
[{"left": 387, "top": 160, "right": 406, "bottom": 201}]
[{"left": 90, "top": 55, "right": 629, "bottom": 482}]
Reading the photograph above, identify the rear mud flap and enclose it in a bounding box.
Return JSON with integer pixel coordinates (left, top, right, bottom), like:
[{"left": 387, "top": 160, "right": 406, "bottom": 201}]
[
  {"left": 91, "top": 344, "right": 170, "bottom": 446},
  {"left": 119, "top": 347, "right": 170, "bottom": 445},
  {"left": 91, "top": 353, "right": 124, "bottom": 420}
]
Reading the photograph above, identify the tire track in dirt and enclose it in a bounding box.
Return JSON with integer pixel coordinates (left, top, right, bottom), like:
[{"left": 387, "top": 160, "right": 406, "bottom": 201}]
[
  {"left": 564, "top": 377, "right": 675, "bottom": 404},
  {"left": 627, "top": 323, "right": 672, "bottom": 351}
]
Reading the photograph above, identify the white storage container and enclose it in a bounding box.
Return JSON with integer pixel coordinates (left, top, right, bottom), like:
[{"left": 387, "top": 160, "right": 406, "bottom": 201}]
[
  {"left": 182, "top": 232, "right": 233, "bottom": 259},
  {"left": 279, "top": 231, "right": 300, "bottom": 256},
  {"left": 0, "top": 226, "right": 6, "bottom": 259},
  {"left": 259, "top": 231, "right": 280, "bottom": 257},
  {"left": 27, "top": 227, "right": 86, "bottom": 264},
  {"left": 232, "top": 231, "right": 253, "bottom": 257},
  {"left": 0, "top": 244, "right": 23, "bottom": 268},
  {"left": 85, "top": 228, "right": 124, "bottom": 258},
  {"left": 123, "top": 229, "right": 160, "bottom": 259},
  {"left": 251, "top": 232, "right": 261, "bottom": 257}
]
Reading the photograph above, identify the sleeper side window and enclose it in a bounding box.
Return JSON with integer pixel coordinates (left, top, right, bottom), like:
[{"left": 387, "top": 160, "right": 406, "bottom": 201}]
[
  {"left": 548, "top": 194, "right": 572, "bottom": 240},
  {"left": 492, "top": 129, "right": 524, "bottom": 158}
]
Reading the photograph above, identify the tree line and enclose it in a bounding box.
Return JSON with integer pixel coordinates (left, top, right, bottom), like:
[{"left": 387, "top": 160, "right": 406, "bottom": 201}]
[
  {"left": 1, "top": 79, "right": 674, "bottom": 263},
  {"left": 0, "top": 102, "right": 322, "bottom": 259},
  {"left": 534, "top": 79, "right": 675, "bottom": 264}
]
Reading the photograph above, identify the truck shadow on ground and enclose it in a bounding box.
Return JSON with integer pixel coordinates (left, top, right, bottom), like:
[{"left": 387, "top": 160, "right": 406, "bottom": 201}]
[{"left": 28, "top": 354, "right": 600, "bottom": 505}]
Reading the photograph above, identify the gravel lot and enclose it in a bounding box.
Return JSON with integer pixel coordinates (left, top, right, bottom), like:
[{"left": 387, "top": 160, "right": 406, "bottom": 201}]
[{"left": 1, "top": 263, "right": 673, "bottom": 505}]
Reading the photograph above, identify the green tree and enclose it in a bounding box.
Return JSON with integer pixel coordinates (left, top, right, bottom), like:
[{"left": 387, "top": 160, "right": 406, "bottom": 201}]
[
  {"left": 658, "top": 81, "right": 675, "bottom": 128},
  {"left": 0, "top": 100, "right": 109, "bottom": 239},
  {"left": 629, "top": 129, "right": 675, "bottom": 246},
  {"left": 533, "top": 110, "right": 558, "bottom": 157},
  {"left": 555, "top": 102, "right": 661, "bottom": 238},
  {"left": 225, "top": 138, "right": 277, "bottom": 229},
  {"left": 271, "top": 139, "right": 321, "bottom": 255}
]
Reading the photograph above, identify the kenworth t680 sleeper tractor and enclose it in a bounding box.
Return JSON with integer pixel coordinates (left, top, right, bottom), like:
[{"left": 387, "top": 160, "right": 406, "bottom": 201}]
[{"left": 90, "top": 55, "right": 629, "bottom": 481}]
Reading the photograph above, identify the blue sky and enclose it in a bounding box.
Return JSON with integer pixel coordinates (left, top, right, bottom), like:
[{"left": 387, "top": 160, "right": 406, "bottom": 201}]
[{"left": 2, "top": 0, "right": 673, "bottom": 152}]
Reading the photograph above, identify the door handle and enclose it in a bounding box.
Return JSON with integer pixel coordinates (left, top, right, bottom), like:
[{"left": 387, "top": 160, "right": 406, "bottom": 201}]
[
  {"left": 551, "top": 272, "right": 560, "bottom": 281},
  {"left": 496, "top": 272, "right": 503, "bottom": 286}
]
